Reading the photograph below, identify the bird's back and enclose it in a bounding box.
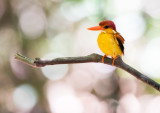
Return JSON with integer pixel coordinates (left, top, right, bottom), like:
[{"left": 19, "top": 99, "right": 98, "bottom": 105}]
[{"left": 97, "top": 28, "right": 123, "bottom": 58}]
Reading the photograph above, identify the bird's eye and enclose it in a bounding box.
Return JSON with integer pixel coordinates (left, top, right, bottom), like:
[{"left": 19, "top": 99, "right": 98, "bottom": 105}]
[{"left": 104, "top": 26, "right": 109, "bottom": 29}]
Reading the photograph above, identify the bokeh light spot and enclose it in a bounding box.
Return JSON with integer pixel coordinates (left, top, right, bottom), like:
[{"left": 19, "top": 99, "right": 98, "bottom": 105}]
[
  {"left": 93, "top": 77, "right": 117, "bottom": 97},
  {"left": 142, "top": 96, "right": 160, "bottom": 113},
  {"left": 117, "top": 94, "right": 140, "bottom": 113},
  {"left": 66, "top": 70, "right": 93, "bottom": 92},
  {"left": 114, "top": 0, "right": 142, "bottom": 14},
  {"left": 79, "top": 93, "right": 109, "bottom": 113},
  {"left": 144, "top": 0, "right": 160, "bottom": 19},
  {"left": 47, "top": 82, "right": 83, "bottom": 113},
  {"left": 93, "top": 63, "right": 116, "bottom": 75},
  {"left": 60, "top": 2, "right": 86, "bottom": 22},
  {"left": 41, "top": 53, "right": 69, "bottom": 80},
  {"left": 114, "top": 13, "right": 146, "bottom": 42},
  {"left": 13, "top": 84, "right": 37, "bottom": 111},
  {"left": 50, "top": 33, "right": 74, "bottom": 56},
  {"left": 19, "top": 5, "right": 46, "bottom": 38},
  {"left": 140, "top": 38, "right": 160, "bottom": 78}
]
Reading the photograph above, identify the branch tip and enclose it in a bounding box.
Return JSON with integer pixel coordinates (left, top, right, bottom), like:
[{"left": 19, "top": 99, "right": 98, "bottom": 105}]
[{"left": 14, "top": 53, "right": 36, "bottom": 67}]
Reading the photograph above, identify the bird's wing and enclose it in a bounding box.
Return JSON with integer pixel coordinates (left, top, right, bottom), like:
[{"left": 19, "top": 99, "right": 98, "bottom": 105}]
[
  {"left": 115, "top": 32, "right": 125, "bottom": 44},
  {"left": 115, "top": 32, "right": 125, "bottom": 54}
]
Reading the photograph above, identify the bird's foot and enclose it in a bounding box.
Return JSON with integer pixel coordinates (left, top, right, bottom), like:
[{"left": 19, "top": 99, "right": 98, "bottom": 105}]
[
  {"left": 112, "top": 56, "right": 117, "bottom": 66},
  {"left": 102, "top": 55, "right": 106, "bottom": 63}
]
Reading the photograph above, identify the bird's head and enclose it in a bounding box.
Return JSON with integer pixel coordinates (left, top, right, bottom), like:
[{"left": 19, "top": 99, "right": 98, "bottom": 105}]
[{"left": 87, "top": 20, "right": 116, "bottom": 31}]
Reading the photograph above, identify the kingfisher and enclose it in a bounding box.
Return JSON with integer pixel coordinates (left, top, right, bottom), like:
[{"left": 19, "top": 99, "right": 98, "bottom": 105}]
[{"left": 88, "top": 20, "right": 125, "bottom": 65}]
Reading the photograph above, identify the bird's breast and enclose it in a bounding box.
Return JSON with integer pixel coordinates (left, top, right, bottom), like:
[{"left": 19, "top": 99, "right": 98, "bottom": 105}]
[
  {"left": 97, "top": 32, "right": 115, "bottom": 47},
  {"left": 97, "top": 32, "right": 123, "bottom": 57}
]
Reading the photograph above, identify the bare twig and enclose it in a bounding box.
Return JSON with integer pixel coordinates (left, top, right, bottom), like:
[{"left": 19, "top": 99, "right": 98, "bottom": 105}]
[
  {"left": 15, "top": 53, "right": 160, "bottom": 92},
  {"left": 15, "top": 53, "right": 36, "bottom": 67}
]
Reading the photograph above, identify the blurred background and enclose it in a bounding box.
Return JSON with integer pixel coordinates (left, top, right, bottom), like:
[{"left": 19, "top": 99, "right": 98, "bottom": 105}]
[{"left": 1, "top": 0, "right": 160, "bottom": 112}]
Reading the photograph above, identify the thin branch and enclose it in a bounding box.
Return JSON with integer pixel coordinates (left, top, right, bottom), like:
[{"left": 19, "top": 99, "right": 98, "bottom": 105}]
[
  {"left": 15, "top": 53, "right": 36, "bottom": 67},
  {"left": 14, "top": 53, "right": 160, "bottom": 92}
]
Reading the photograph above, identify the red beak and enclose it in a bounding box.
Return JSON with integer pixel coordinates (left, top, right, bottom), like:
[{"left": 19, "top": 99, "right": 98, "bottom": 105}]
[{"left": 87, "top": 26, "right": 104, "bottom": 31}]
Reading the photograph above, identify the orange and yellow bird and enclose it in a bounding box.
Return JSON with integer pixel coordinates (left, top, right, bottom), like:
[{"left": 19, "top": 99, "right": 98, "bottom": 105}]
[{"left": 88, "top": 20, "right": 125, "bottom": 65}]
